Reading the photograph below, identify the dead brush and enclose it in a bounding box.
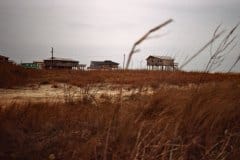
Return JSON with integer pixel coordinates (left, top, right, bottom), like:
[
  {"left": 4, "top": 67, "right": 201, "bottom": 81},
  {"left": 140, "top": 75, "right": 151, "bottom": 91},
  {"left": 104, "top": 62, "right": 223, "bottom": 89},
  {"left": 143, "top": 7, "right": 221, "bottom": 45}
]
[
  {"left": 129, "top": 82, "right": 240, "bottom": 160},
  {"left": 13, "top": 68, "right": 240, "bottom": 88},
  {"left": 63, "top": 84, "right": 78, "bottom": 105},
  {"left": 79, "top": 84, "right": 101, "bottom": 105},
  {"left": 0, "top": 63, "right": 38, "bottom": 88},
  {"left": 0, "top": 80, "right": 239, "bottom": 159}
]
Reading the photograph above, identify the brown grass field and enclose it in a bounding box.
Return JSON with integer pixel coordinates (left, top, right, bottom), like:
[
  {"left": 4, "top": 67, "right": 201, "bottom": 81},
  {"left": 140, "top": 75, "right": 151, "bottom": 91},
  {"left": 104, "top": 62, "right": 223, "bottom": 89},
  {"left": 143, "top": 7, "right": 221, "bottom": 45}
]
[{"left": 0, "top": 63, "right": 240, "bottom": 160}]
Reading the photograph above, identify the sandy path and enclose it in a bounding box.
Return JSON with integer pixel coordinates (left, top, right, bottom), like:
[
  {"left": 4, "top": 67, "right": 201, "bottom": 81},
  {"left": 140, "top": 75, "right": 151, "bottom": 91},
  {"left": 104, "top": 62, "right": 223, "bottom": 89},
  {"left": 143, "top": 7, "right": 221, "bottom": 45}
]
[
  {"left": 0, "top": 82, "right": 196, "bottom": 107},
  {"left": 0, "top": 83, "right": 155, "bottom": 106}
]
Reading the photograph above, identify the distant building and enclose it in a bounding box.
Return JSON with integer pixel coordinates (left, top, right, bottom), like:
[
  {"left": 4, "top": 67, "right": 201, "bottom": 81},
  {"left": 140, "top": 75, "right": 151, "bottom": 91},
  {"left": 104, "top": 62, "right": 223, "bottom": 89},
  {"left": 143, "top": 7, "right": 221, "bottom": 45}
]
[
  {"left": 33, "top": 61, "right": 44, "bottom": 69},
  {"left": 146, "top": 55, "right": 178, "bottom": 71},
  {"left": 89, "top": 60, "right": 119, "bottom": 70},
  {"left": 44, "top": 57, "right": 79, "bottom": 69},
  {"left": 20, "top": 61, "right": 43, "bottom": 69},
  {"left": 21, "top": 63, "right": 39, "bottom": 69},
  {"left": 0, "top": 55, "right": 16, "bottom": 65},
  {"left": 0, "top": 55, "right": 9, "bottom": 63}
]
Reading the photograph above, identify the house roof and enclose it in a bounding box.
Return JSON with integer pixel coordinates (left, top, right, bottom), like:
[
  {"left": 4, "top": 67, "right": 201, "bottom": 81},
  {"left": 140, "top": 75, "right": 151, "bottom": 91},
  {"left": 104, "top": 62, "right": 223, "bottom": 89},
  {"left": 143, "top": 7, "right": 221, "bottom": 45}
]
[
  {"left": 91, "top": 60, "right": 119, "bottom": 65},
  {"left": 146, "top": 55, "right": 174, "bottom": 60},
  {"left": 33, "top": 61, "right": 44, "bottom": 63},
  {"left": 0, "top": 54, "right": 9, "bottom": 59},
  {"left": 44, "top": 57, "right": 78, "bottom": 62},
  {"left": 79, "top": 64, "right": 86, "bottom": 67}
]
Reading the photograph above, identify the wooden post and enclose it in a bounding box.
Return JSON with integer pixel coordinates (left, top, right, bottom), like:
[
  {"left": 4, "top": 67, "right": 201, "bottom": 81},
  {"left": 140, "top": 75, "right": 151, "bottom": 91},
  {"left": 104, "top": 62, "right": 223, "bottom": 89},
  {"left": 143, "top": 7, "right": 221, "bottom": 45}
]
[
  {"left": 51, "top": 47, "right": 53, "bottom": 69},
  {"left": 123, "top": 54, "right": 125, "bottom": 70}
]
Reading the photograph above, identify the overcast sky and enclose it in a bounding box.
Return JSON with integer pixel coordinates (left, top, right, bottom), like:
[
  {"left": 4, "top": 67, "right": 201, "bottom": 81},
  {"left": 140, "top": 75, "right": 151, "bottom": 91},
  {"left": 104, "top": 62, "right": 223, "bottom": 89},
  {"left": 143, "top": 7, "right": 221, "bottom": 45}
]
[{"left": 0, "top": 0, "right": 240, "bottom": 71}]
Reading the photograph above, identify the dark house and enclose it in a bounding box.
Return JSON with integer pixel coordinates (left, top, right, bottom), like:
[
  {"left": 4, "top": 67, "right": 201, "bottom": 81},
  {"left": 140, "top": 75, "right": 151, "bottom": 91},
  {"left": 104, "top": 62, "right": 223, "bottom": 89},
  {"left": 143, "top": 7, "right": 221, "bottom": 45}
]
[
  {"left": 89, "top": 60, "right": 119, "bottom": 70},
  {"left": 146, "top": 55, "right": 177, "bottom": 71},
  {"left": 44, "top": 57, "right": 79, "bottom": 69},
  {"left": 0, "top": 55, "right": 9, "bottom": 63}
]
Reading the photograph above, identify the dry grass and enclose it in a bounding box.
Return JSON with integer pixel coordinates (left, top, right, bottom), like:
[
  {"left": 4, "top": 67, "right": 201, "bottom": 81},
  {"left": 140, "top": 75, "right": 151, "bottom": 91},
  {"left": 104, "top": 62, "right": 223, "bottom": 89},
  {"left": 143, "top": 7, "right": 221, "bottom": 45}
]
[
  {"left": 0, "top": 63, "right": 39, "bottom": 88},
  {"left": 0, "top": 80, "right": 239, "bottom": 160},
  {"left": 1, "top": 63, "right": 240, "bottom": 159},
  {"left": 33, "top": 69, "right": 240, "bottom": 88},
  {"left": 1, "top": 63, "right": 240, "bottom": 88}
]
